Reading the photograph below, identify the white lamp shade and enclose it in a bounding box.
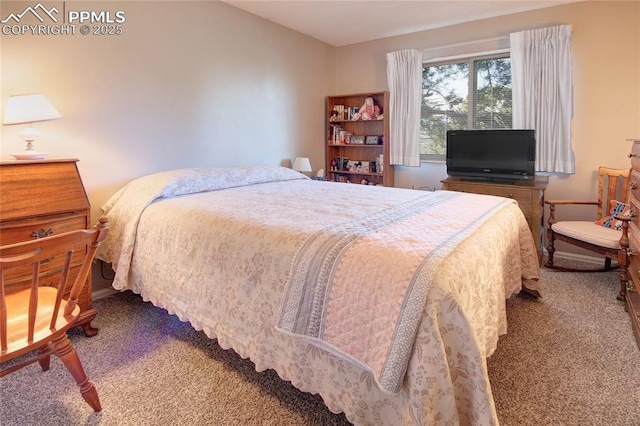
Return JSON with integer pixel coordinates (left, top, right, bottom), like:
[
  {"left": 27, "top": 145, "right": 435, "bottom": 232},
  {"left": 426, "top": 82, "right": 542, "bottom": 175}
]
[
  {"left": 293, "top": 157, "right": 312, "bottom": 172},
  {"left": 3, "top": 94, "right": 62, "bottom": 125}
]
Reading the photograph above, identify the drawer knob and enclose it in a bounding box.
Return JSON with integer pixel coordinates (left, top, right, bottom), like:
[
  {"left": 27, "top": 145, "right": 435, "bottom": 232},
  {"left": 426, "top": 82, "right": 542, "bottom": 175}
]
[
  {"left": 627, "top": 248, "right": 635, "bottom": 257},
  {"left": 629, "top": 209, "right": 638, "bottom": 218},
  {"left": 628, "top": 153, "right": 640, "bottom": 158},
  {"left": 31, "top": 228, "right": 53, "bottom": 239},
  {"left": 631, "top": 181, "right": 638, "bottom": 190}
]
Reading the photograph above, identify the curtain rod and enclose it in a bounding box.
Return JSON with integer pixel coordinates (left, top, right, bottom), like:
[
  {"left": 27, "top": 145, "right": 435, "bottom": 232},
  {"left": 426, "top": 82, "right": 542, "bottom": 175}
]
[{"left": 422, "top": 35, "right": 509, "bottom": 53}]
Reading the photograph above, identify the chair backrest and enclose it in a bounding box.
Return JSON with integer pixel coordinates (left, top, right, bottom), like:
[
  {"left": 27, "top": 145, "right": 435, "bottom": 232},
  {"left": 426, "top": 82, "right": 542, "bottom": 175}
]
[
  {"left": 597, "top": 166, "right": 631, "bottom": 219},
  {"left": 0, "top": 218, "right": 108, "bottom": 357}
]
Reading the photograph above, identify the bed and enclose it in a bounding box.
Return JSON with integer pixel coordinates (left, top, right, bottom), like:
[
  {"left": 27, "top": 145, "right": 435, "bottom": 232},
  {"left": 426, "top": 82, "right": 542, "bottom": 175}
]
[{"left": 97, "top": 165, "right": 541, "bottom": 425}]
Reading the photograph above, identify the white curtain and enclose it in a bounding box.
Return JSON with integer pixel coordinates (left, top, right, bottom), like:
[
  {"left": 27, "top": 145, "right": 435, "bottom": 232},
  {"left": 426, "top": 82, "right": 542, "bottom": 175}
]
[
  {"left": 510, "top": 25, "right": 575, "bottom": 173},
  {"left": 386, "top": 49, "right": 422, "bottom": 167}
]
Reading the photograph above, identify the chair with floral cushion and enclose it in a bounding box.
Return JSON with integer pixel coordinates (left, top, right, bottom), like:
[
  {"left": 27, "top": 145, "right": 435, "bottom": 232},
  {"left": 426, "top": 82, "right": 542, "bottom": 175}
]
[{"left": 545, "top": 167, "right": 631, "bottom": 282}]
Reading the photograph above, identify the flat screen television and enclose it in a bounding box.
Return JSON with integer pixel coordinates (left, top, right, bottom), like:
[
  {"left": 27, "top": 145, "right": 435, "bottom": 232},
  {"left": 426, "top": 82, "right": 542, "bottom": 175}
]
[{"left": 446, "top": 129, "right": 536, "bottom": 181}]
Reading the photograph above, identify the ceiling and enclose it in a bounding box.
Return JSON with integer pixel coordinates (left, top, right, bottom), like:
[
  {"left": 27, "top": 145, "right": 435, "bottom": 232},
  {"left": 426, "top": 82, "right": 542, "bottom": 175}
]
[{"left": 221, "top": 0, "right": 578, "bottom": 47}]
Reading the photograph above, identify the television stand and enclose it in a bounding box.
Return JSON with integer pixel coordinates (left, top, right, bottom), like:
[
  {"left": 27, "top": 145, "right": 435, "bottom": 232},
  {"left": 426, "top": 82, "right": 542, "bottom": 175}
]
[{"left": 441, "top": 175, "right": 548, "bottom": 263}]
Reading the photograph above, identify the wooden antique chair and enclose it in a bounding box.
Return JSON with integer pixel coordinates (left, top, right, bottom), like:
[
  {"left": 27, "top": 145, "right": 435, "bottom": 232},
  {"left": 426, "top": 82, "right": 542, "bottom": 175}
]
[
  {"left": 545, "top": 167, "right": 631, "bottom": 279},
  {"left": 0, "top": 218, "right": 109, "bottom": 412}
]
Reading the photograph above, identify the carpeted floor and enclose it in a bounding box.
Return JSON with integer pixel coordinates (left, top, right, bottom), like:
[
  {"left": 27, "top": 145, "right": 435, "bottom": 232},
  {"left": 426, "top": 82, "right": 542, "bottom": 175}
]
[{"left": 1, "top": 266, "right": 639, "bottom": 425}]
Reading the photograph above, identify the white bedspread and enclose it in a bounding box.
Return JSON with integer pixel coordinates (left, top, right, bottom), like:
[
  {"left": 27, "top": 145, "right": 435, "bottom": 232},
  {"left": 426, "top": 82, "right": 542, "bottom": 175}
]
[{"left": 98, "top": 166, "right": 541, "bottom": 425}]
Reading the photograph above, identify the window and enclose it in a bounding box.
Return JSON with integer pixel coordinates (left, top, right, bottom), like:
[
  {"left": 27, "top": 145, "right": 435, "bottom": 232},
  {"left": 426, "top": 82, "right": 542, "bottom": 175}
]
[{"left": 420, "top": 54, "right": 512, "bottom": 161}]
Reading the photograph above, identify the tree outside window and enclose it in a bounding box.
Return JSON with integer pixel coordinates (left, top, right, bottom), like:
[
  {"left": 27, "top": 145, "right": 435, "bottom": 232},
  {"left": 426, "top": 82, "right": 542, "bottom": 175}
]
[{"left": 421, "top": 55, "right": 512, "bottom": 161}]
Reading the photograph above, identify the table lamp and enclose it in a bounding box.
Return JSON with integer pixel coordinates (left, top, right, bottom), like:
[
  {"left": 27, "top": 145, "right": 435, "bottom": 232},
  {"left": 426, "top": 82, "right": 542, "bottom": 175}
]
[
  {"left": 293, "top": 157, "right": 312, "bottom": 176},
  {"left": 3, "top": 94, "right": 62, "bottom": 160}
]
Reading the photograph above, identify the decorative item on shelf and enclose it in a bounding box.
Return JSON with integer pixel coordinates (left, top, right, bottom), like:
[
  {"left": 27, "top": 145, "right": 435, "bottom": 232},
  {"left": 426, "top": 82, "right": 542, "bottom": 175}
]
[
  {"left": 335, "top": 156, "right": 349, "bottom": 171},
  {"left": 352, "top": 97, "right": 381, "bottom": 121},
  {"left": 293, "top": 157, "right": 312, "bottom": 176},
  {"left": 350, "top": 135, "right": 365, "bottom": 144},
  {"left": 333, "top": 105, "right": 344, "bottom": 121},
  {"left": 365, "top": 135, "right": 380, "bottom": 145},
  {"left": 314, "top": 169, "right": 327, "bottom": 181},
  {"left": 3, "top": 94, "right": 62, "bottom": 160}
]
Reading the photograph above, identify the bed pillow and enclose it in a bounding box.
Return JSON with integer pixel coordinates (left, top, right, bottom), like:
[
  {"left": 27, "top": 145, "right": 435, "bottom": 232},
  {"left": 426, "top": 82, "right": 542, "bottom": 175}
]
[
  {"left": 102, "top": 165, "right": 308, "bottom": 214},
  {"left": 594, "top": 200, "right": 631, "bottom": 231}
]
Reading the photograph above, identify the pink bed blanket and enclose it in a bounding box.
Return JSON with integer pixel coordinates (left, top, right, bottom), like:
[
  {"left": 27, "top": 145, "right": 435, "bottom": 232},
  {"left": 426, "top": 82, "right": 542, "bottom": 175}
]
[{"left": 277, "top": 191, "right": 515, "bottom": 393}]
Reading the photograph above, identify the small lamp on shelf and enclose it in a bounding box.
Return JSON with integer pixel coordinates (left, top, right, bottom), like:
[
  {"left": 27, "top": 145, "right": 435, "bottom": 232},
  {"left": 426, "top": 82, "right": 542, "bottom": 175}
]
[
  {"left": 3, "top": 94, "right": 62, "bottom": 160},
  {"left": 293, "top": 157, "right": 312, "bottom": 176}
]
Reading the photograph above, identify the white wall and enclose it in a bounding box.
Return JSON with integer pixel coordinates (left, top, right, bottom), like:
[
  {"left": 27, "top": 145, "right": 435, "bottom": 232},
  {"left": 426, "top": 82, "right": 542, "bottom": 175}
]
[{"left": 1, "top": 1, "right": 335, "bottom": 223}]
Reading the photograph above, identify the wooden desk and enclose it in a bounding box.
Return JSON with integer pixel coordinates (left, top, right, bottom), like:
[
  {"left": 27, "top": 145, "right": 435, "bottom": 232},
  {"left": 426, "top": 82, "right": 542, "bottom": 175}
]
[{"left": 0, "top": 158, "right": 98, "bottom": 336}]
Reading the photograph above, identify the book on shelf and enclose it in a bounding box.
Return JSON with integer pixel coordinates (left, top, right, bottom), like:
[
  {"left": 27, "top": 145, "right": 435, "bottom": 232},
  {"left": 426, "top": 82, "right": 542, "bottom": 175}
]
[
  {"left": 331, "top": 104, "right": 361, "bottom": 121},
  {"left": 329, "top": 124, "right": 342, "bottom": 144}
]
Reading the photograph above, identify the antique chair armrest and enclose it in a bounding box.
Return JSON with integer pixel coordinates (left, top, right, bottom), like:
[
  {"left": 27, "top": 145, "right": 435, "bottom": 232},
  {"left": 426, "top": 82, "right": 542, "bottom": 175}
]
[
  {"left": 545, "top": 200, "right": 599, "bottom": 224},
  {"left": 614, "top": 215, "right": 635, "bottom": 221},
  {"left": 544, "top": 200, "right": 599, "bottom": 206}
]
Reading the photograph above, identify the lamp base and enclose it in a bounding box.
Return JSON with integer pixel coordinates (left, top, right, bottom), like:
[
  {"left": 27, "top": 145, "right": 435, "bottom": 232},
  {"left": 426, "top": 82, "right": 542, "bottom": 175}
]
[{"left": 10, "top": 152, "right": 49, "bottom": 160}]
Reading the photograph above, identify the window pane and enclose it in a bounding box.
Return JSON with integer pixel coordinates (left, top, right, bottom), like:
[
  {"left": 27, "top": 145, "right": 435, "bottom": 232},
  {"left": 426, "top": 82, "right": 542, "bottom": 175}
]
[
  {"left": 421, "top": 62, "right": 469, "bottom": 157},
  {"left": 420, "top": 54, "right": 512, "bottom": 161},
  {"left": 472, "top": 57, "right": 512, "bottom": 129}
]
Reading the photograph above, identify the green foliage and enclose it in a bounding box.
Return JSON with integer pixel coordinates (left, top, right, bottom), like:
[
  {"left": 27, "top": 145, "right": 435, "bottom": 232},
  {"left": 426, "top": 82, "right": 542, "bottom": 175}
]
[{"left": 421, "top": 56, "right": 512, "bottom": 157}]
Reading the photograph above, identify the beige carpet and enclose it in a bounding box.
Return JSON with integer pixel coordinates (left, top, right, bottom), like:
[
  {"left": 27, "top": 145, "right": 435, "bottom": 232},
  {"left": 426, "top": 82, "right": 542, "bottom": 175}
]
[{"left": 1, "top": 266, "right": 638, "bottom": 425}]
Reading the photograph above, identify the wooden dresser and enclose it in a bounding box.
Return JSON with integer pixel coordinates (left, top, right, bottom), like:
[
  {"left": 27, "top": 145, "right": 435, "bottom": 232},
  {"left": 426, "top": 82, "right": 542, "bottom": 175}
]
[
  {"left": 441, "top": 176, "right": 548, "bottom": 261},
  {"left": 623, "top": 139, "right": 640, "bottom": 349},
  {"left": 0, "top": 158, "right": 98, "bottom": 336}
]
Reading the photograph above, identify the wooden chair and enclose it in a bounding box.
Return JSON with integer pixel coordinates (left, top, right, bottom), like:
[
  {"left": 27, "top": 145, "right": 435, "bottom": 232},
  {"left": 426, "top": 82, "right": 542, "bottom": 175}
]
[
  {"left": 0, "top": 218, "right": 109, "bottom": 412},
  {"left": 545, "top": 167, "right": 631, "bottom": 279}
]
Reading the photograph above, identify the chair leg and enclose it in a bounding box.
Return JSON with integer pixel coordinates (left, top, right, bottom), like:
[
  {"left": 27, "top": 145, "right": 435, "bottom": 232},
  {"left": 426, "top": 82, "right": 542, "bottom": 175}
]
[
  {"left": 51, "top": 334, "right": 102, "bottom": 412},
  {"left": 546, "top": 229, "right": 556, "bottom": 267},
  {"left": 37, "top": 346, "right": 52, "bottom": 372}
]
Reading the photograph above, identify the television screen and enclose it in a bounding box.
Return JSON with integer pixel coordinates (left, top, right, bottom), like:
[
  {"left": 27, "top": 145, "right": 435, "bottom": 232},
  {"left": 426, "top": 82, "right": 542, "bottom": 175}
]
[{"left": 446, "top": 129, "right": 536, "bottom": 181}]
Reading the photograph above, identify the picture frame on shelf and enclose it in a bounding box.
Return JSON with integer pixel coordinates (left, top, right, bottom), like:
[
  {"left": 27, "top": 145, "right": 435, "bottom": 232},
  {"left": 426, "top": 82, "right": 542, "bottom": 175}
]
[
  {"left": 365, "top": 135, "right": 380, "bottom": 145},
  {"left": 350, "top": 135, "right": 365, "bottom": 145}
]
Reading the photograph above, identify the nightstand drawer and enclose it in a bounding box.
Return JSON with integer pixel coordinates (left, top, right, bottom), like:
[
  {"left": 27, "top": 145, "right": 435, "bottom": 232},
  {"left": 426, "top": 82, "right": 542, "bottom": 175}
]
[{"left": 0, "top": 214, "right": 88, "bottom": 246}]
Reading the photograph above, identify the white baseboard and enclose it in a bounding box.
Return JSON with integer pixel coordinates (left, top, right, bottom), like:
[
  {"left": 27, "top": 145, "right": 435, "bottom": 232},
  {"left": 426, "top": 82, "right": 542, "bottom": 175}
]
[{"left": 92, "top": 287, "right": 118, "bottom": 301}]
